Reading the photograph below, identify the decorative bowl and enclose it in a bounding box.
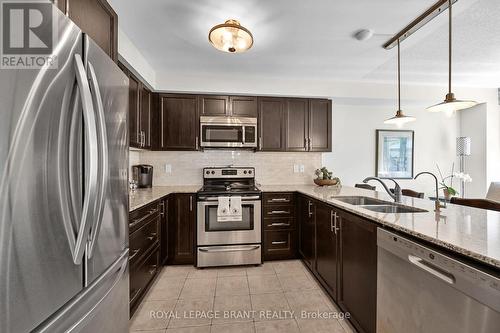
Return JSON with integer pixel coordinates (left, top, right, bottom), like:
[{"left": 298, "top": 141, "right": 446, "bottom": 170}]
[{"left": 314, "top": 178, "right": 340, "bottom": 186}]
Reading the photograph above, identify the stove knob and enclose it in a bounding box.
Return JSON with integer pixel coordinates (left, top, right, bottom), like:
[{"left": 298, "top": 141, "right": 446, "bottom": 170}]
[
  {"left": 248, "top": 170, "right": 252, "bottom": 174},
  {"left": 206, "top": 171, "right": 210, "bottom": 175},
  {"left": 211, "top": 171, "right": 215, "bottom": 175},
  {"left": 243, "top": 170, "right": 247, "bottom": 174}
]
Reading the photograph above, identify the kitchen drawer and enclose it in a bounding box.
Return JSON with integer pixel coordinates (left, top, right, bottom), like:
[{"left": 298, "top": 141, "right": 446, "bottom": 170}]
[
  {"left": 129, "top": 216, "right": 160, "bottom": 266},
  {"left": 263, "top": 217, "right": 295, "bottom": 230},
  {"left": 263, "top": 204, "right": 295, "bottom": 218},
  {"left": 130, "top": 246, "right": 160, "bottom": 315},
  {"left": 263, "top": 230, "right": 296, "bottom": 260},
  {"left": 263, "top": 192, "right": 295, "bottom": 206},
  {"left": 129, "top": 200, "right": 160, "bottom": 234}
]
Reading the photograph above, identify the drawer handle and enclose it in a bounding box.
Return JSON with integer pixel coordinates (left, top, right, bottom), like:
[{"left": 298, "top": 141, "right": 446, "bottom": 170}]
[
  {"left": 269, "top": 222, "right": 290, "bottom": 227},
  {"left": 149, "top": 265, "right": 158, "bottom": 275},
  {"left": 130, "top": 208, "right": 158, "bottom": 228},
  {"left": 268, "top": 210, "right": 290, "bottom": 215},
  {"left": 269, "top": 198, "right": 289, "bottom": 202},
  {"left": 271, "top": 241, "right": 287, "bottom": 245},
  {"left": 129, "top": 249, "right": 140, "bottom": 260},
  {"left": 199, "top": 245, "right": 260, "bottom": 253},
  {"left": 147, "top": 232, "right": 157, "bottom": 241}
]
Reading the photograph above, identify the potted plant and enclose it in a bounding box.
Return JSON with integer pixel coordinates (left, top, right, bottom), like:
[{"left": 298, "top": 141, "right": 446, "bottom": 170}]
[
  {"left": 436, "top": 164, "right": 472, "bottom": 200},
  {"left": 314, "top": 167, "right": 341, "bottom": 186}
]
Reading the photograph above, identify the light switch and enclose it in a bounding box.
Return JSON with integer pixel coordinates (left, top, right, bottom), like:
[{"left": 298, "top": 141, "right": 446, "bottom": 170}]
[{"left": 293, "top": 165, "right": 299, "bottom": 173}]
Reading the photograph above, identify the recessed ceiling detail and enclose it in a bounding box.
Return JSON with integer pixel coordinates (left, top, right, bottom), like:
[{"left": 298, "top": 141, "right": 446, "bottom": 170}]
[{"left": 208, "top": 19, "right": 253, "bottom": 53}]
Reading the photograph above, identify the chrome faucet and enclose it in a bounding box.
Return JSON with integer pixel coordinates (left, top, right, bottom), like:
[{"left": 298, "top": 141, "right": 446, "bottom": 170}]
[
  {"left": 363, "top": 177, "right": 402, "bottom": 203},
  {"left": 414, "top": 171, "right": 446, "bottom": 212}
]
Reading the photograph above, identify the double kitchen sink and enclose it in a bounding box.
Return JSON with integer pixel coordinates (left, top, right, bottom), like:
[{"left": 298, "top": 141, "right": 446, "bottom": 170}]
[{"left": 332, "top": 196, "right": 428, "bottom": 214}]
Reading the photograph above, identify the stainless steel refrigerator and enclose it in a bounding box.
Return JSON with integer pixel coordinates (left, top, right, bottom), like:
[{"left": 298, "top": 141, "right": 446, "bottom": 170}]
[{"left": 0, "top": 6, "right": 129, "bottom": 333}]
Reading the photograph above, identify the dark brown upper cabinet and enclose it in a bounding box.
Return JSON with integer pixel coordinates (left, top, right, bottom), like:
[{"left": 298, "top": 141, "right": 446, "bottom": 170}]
[
  {"left": 230, "top": 96, "right": 258, "bottom": 117},
  {"left": 258, "top": 97, "right": 286, "bottom": 151},
  {"left": 285, "top": 99, "right": 309, "bottom": 151},
  {"left": 56, "top": 0, "right": 118, "bottom": 62},
  {"left": 199, "top": 95, "right": 229, "bottom": 116},
  {"left": 128, "top": 73, "right": 141, "bottom": 148},
  {"left": 309, "top": 99, "right": 332, "bottom": 152},
  {"left": 159, "top": 94, "right": 199, "bottom": 150},
  {"left": 140, "top": 87, "right": 153, "bottom": 149}
]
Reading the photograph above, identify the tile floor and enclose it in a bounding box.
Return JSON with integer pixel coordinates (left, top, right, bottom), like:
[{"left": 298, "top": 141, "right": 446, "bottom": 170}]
[{"left": 130, "top": 260, "right": 355, "bottom": 333}]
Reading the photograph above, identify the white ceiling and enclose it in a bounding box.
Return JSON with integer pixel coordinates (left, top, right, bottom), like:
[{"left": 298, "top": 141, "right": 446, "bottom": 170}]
[{"left": 110, "top": 0, "right": 500, "bottom": 88}]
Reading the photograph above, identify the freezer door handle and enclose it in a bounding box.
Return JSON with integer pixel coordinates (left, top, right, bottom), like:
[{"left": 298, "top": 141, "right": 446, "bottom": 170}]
[
  {"left": 64, "top": 53, "right": 99, "bottom": 265},
  {"left": 86, "top": 61, "right": 109, "bottom": 259}
]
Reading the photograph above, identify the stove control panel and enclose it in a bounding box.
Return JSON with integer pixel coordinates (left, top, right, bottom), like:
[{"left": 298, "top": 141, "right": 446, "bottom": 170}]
[{"left": 203, "top": 167, "right": 254, "bottom": 179}]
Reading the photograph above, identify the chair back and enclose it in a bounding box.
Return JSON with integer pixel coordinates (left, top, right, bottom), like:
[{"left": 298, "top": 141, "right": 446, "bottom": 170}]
[
  {"left": 401, "top": 189, "right": 425, "bottom": 199},
  {"left": 355, "top": 184, "right": 376, "bottom": 191},
  {"left": 486, "top": 182, "right": 500, "bottom": 203},
  {"left": 450, "top": 197, "right": 500, "bottom": 212}
]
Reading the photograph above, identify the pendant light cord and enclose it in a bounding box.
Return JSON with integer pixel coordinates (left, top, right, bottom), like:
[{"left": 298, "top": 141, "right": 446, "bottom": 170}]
[
  {"left": 448, "top": 0, "right": 452, "bottom": 95},
  {"left": 397, "top": 39, "right": 401, "bottom": 111}
]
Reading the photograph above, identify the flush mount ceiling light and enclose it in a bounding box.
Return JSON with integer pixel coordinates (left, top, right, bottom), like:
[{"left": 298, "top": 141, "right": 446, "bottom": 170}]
[
  {"left": 426, "top": 0, "right": 477, "bottom": 112},
  {"left": 208, "top": 19, "right": 253, "bottom": 53},
  {"left": 384, "top": 39, "right": 416, "bottom": 126}
]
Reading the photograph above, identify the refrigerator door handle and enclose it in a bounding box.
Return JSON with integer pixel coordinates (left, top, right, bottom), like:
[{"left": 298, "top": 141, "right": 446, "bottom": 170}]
[
  {"left": 86, "top": 61, "right": 109, "bottom": 258},
  {"left": 68, "top": 53, "right": 99, "bottom": 265}
]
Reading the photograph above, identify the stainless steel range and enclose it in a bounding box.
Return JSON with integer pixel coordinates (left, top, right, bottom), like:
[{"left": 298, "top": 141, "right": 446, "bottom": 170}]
[{"left": 197, "top": 167, "right": 262, "bottom": 267}]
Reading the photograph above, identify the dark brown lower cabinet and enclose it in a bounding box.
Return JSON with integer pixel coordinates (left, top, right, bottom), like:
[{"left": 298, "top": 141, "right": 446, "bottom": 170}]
[
  {"left": 159, "top": 198, "right": 169, "bottom": 265},
  {"left": 338, "top": 210, "right": 377, "bottom": 333},
  {"left": 298, "top": 195, "right": 315, "bottom": 269},
  {"left": 130, "top": 246, "right": 160, "bottom": 316},
  {"left": 314, "top": 202, "right": 339, "bottom": 299},
  {"left": 169, "top": 193, "right": 196, "bottom": 264}
]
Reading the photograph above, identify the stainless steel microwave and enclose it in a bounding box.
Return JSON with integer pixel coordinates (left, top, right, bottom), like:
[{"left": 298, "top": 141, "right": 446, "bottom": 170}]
[{"left": 200, "top": 116, "right": 257, "bottom": 148}]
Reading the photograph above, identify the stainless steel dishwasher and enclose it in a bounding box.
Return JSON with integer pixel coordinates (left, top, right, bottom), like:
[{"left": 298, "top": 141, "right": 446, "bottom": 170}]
[{"left": 377, "top": 228, "right": 500, "bottom": 333}]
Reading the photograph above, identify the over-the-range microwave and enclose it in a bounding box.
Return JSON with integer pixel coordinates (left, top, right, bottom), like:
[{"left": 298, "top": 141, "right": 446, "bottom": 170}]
[{"left": 200, "top": 116, "right": 257, "bottom": 148}]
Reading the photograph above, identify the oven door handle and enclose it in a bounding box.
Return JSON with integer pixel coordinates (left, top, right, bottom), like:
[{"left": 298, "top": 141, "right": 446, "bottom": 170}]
[
  {"left": 198, "top": 196, "right": 261, "bottom": 202},
  {"left": 198, "top": 246, "right": 260, "bottom": 253}
]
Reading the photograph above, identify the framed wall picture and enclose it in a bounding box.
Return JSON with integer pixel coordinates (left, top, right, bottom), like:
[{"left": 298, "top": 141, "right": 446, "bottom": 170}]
[{"left": 376, "top": 130, "right": 414, "bottom": 179}]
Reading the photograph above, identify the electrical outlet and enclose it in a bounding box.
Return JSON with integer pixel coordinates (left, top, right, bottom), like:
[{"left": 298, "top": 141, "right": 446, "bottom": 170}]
[
  {"left": 165, "top": 164, "right": 172, "bottom": 174},
  {"left": 299, "top": 165, "right": 305, "bottom": 173},
  {"left": 293, "top": 165, "right": 299, "bottom": 173}
]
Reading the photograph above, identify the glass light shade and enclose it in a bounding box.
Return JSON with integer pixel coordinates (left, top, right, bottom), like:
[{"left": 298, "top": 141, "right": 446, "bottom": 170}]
[
  {"left": 209, "top": 19, "right": 253, "bottom": 53},
  {"left": 384, "top": 110, "right": 416, "bottom": 126},
  {"left": 427, "top": 93, "right": 478, "bottom": 113}
]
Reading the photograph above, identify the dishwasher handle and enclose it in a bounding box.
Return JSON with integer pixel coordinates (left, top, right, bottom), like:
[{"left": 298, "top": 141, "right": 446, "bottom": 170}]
[{"left": 408, "top": 255, "right": 455, "bottom": 284}]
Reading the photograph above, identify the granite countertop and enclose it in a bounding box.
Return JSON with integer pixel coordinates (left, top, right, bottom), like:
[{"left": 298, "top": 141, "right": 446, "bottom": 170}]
[
  {"left": 261, "top": 184, "right": 500, "bottom": 269},
  {"left": 129, "top": 185, "right": 200, "bottom": 211}
]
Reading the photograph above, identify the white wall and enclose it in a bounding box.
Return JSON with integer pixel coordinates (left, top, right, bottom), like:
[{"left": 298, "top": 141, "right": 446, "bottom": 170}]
[{"left": 117, "top": 28, "right": 156, "bottom": 87}]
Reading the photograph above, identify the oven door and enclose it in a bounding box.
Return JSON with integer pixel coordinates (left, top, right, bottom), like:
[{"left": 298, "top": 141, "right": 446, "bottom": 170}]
[{"left": 197, "top": 198, "right": 261, "bottom": 246}]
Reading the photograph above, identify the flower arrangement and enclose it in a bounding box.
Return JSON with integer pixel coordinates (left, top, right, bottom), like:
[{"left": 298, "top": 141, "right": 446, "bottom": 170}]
[{"left": 436, "top": 163, "right": 472, "bottom": 199}]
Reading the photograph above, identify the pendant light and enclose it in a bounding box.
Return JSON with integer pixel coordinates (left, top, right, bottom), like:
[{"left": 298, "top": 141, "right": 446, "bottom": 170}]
[
  {"left": 384, "top": 39, "right": 416, "bottom": 125},
  {"left": 426, "top": 0, "right": 477, "bottom": 112}
]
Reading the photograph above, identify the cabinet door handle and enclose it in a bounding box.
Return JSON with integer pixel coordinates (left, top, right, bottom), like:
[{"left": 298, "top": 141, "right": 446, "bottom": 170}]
[
  {"left": 195, "top": 136, "right": 199, "bottom": 150},
  {"left": 159, "top": 202, "right": 165, "bottom": 216},
  {"left": 308, "top": 137, "right": 311, "bottom": 151},
  {"left": 147, "top": 232, "right": 157, "bottom": 241},
  {"left": 269, "top": 222, "right": 290, "bottom": 227},
  {"left": 330, "top": 211, "right": 334, "bottom": 232},
  {"left": 268, "top": 210, "right": 289, "bottom": 215},
  {"left": 308, "top": 201, "right": 313, "bottom": 217},
  {"left": 271, "top": 241, "right": 287, "bottom": 245},
  {"left": 333, "top": 211, "right": 340, "bottom": 234},
  {"left": 129, "top": 249, "right": 140, "bottom": 261},
  {"left": 269, "top": 198, "right": 289, "bottom": 202},
  {"left": 259, "top": 137, "right": 263, "bottom": 151},
  {"left": 190, "top": 195, "right": 193, "bottom": 211}
]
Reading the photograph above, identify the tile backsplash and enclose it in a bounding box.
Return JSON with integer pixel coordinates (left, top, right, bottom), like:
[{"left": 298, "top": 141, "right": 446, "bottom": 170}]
[{"left": 130, "top": 150, "right": 323, "bottom": 186}]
